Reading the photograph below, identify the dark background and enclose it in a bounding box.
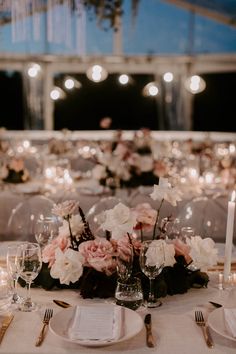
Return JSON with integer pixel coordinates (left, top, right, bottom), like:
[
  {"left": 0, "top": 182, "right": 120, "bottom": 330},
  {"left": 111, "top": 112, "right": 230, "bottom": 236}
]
[{"left": 0, "top": 70, "right": 236, "bottom": 132}]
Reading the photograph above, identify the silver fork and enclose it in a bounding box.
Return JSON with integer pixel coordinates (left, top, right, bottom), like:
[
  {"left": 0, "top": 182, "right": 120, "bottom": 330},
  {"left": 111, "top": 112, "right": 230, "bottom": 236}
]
[
  {"left": 35, "top": 308, "right": 53, "bottom": 346},
  {"left": 195, "top": 310, "right": 214, "bottom": 348}
]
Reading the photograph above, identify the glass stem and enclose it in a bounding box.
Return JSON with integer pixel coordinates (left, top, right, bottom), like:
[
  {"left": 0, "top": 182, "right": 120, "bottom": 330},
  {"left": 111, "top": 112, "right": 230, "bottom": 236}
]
[
  {"left": 148, "top": 278, "right": 155, "bottom": 302},
  {"left": 25, "top": 281, "right": 32, "bottom": 303},
  {"left": 12, "top": 277, "right": 18, "bottom": 301}
]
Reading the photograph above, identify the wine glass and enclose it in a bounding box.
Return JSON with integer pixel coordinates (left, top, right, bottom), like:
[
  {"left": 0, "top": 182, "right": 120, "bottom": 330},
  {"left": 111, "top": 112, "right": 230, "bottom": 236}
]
[
  {"left": 116, "top": 242, "right": 133, "bottom": 281},
  {"left": 139, "top": 240, "right": 165, "bottom": 308},
  {"left": 34, "top": 216, "right": 59, "bottom": 249},
  {"left": 6, "top": 244, "right": 24, "bottom": 305},
  {"left": 17, "top": 242, "right": 42, "bottom": 312}
]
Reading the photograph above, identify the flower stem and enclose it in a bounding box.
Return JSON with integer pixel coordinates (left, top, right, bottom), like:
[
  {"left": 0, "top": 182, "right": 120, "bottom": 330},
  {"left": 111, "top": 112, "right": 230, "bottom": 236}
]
[{"left": 152, "top": 198, "right": 164, "bottom": 240}]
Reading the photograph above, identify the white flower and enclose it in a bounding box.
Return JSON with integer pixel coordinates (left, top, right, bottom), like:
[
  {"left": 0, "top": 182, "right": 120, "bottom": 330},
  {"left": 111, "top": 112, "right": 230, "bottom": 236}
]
[
  {"left": 0, "top": 164, "right": 8, "bottom": 179},
  {"left": 145, "top": 240, "right": 176, "bottom": 268},
  {"left": 92, "top": 165, "right": 107, "bottom": 180},
  {"left": 186, "top": 236, "right": 218, "bottom": 270},
  {"left": 128, "top": 153, "right": 153, "bottom": 172},
  {"left": 52, "top": 200, "right": 79, "bottom": 218},
  {"left": 150, "top": 177, "right": 183, "bottom": 206},
  {"left": 59, "top": 214, "right": 84, "bottom": 238},
  {"left": 100, "top": 202, "right": 137, "bottom": 239},
  {"left": 50, "top": 248, "right": 84, "bottom": 285}
]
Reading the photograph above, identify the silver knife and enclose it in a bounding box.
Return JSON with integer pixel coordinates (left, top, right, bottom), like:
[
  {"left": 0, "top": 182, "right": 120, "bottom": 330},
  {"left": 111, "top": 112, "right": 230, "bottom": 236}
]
[
  {"left": 144, "top": 314, "right": 155, "bottom": 348},
  {"left": 0, "top": 314, "right": 14, "bottom": 344}
]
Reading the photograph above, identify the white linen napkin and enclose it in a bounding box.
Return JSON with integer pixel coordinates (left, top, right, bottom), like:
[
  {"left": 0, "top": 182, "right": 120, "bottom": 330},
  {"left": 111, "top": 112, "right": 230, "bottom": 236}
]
[
  {"left": 68, "top": 305, "right": 123, "bottom": 341},
  {"left": 224, "top": 308, "right": 236, "bottom": 338}
]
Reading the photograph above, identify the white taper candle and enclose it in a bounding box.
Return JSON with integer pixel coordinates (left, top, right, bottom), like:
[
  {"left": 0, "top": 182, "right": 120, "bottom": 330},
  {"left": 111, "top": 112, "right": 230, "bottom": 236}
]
[{"left": 224, "top": 191, "right": 236, "bottom": 281}]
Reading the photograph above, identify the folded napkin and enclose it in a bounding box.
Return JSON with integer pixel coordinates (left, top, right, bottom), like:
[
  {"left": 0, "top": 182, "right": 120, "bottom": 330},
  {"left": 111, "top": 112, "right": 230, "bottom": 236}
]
[
  {"left": 68, "top": 305, "right": 123, "bottom": 341},
  {"left": 224, "top": 308, "right": 236, "bottom": 338}
]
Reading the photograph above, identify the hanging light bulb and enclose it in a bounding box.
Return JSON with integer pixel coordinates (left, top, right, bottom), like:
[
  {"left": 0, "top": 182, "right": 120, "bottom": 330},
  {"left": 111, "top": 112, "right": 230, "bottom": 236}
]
[
  {"left": 163, "top": 72, "right": 174, "bottom": 83},
  {"left": 50, "top": 86, "right": 66, "bottom": 100},
  {"left": 185, "top": 75, "right": 206, "bottom": 94},
  {"left": 27, "top": 63, "right": 41, "bottom": 78},
  {"left": 142, "top": 82, "right": 159, "bottom": 97},
  {"left": 118, "top": 74, "right": 129, "bottom": 85},
  {"left": 86, "top": 64, "right": 108, "bottom": 83},
  {"left": 64, "top": 76, "right": 81, "bottom": 90}
]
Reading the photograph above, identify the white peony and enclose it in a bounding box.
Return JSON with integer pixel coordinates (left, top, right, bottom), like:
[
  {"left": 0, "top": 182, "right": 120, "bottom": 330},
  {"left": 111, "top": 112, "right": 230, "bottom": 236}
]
[
  {"left": 186, "top": 236, "right": 218, "bottom": 270},
  {"left": 145, "top": 240, "right": 176, "bottom": 268},
  {"left": 100, "top": 202, "right": 137, "bottom": 239},
  {"left": 50, "top": 248, "right": 84, "bottom": 285},
  {"left": 150, "top": 177, "right": 183, "bottom": 206}
]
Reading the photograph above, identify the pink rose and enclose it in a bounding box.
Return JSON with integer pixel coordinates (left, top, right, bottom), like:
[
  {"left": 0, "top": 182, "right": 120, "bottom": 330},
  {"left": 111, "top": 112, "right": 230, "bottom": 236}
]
[
  {"left": 173, "top": 239, "right": 192, "bottom": 264},
  {"left": 42, "top": 234, "right": 70, "bottom": 267},
  {"left": 133, "top": 203, "right": 157, "bottom": 232},
  {"left": 79, "top": 238, "right": 116, "bottom": 275}
]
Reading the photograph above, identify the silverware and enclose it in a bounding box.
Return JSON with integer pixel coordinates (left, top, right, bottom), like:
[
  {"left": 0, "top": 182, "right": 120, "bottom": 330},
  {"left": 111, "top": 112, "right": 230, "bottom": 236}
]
[
  {"left": 209, "top": 301, "right": 222, "bottom": 308},
  {"left": 195, "top": 311, "right": 214, "bottom": 348},
  {"left": 53, "top": 299, "right": 71, "bottom": 308},
  {"left": 0, "top": 314, "right": 14, "bottom": 344},
  {"left": 35, "top": 308, "right": 53, "bottom": 346},
  {"left": 144, "top": 314, "right": 155, "bottom": 348}
]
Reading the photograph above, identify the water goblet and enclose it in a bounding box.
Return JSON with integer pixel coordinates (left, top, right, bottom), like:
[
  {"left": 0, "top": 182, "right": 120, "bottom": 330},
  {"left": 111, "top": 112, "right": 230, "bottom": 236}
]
[
  {"left": 6, "top": 244, "right": 24, "bottom": 305},
  {"left": 139, "top": 240, "right": 165, "bottom": 308},
  {"left": 34, "top": 216, "right": 59, "bottom": 249},
  {"left": 115, "top": 277, "right": 143, "bottom": 310},
  {"left": 116, "top": 242, "right": 133, "bottom": 282},
  {"left": 0, "top": 268, "right": 12, "bottom": 315},
  {"left": 18, "top": 242, "right": 42, "bottom": 312}
]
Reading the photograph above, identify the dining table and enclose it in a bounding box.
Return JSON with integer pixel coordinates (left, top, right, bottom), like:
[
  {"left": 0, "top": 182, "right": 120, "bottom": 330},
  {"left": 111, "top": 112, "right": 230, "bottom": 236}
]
[{"left": 0, "top": 270, "right": 236, "bottom": 354}]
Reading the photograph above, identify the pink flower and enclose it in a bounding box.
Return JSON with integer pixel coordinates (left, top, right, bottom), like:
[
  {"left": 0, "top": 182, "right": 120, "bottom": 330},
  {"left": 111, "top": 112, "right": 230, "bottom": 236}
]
[
  {"left": 116, "top": 234, "right": 142, "bottom": 258},
  {"left": 9, "top": 158, "right": 24, "bottom": 172},
  {"left": 172, "top": 239, "right": 192, "bottom": 264},
  {"left": 42, "top": 234, "right": 70, "bottom": 267},
  {"left": 133, "top": 203, "right": 157, "bottom": 232},
  {"left": 79, "top": 238, "right": 116, "bottom": 275}
]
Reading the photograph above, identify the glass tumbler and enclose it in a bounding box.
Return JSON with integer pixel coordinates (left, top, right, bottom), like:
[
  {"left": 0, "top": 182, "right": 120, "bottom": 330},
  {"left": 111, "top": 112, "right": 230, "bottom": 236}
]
[{"left": 115, "top": 277, "right": 143, "bottom": 311}]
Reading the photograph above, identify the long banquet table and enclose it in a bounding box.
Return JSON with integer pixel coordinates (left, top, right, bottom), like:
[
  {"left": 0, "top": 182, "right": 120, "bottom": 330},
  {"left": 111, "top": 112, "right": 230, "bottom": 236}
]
[{"left": 0, "top": 274, "right": 236, "bottom": 354}]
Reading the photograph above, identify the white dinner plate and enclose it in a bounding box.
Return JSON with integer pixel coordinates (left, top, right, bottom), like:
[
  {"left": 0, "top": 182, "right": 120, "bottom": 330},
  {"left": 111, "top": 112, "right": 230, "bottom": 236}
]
[
  {"left": 208, "top": 307, "right": 236, "bottom": 342},
  {"left": 49, "top": 304, "right": 143, "bottom": 347}
]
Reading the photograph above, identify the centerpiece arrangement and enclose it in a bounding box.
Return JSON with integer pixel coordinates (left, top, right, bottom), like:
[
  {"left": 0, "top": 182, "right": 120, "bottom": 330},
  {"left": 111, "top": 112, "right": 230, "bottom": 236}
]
[
  {"left": 0, "top": 157, "right": 30, "bottom": 183},
  {"left": 36, "top": 178, "right": 218, "bottom": 300}
]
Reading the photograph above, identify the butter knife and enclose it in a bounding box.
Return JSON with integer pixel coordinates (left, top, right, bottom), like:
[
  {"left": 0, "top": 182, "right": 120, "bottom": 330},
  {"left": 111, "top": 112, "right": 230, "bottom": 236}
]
[
  {"left": 144, "top": 314, "right": 155, "bottom": 348},
  {"left": 0, "top": 314, "right": 14, "bottom": 344},
  {"left": 53, "top": 299, "right": 71, "bottom": 308}
]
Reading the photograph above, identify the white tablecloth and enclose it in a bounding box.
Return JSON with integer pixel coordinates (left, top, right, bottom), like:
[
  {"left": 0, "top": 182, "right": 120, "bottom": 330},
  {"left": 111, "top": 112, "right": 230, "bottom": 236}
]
[{"left": 0, "top": 275, "right": 236, "bottom": 354}]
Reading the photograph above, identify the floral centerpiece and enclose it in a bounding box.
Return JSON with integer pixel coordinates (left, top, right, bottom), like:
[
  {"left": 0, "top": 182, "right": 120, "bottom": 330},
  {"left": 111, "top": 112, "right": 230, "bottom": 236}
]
[
  {"left": 91, "top": 130, "right": 167, "bottom": 189},
  {"left": 1, "top": 157, "right": 30, "bottom": 183},
  {"left": 35, "top": 178, "right": 218, "bottom": 299}
]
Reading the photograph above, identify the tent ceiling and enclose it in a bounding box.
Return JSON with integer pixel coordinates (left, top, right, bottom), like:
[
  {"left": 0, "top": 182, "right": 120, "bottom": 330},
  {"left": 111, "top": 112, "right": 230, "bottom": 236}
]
[{"left": 163, "top": 0, "right": 236, "bottom": 27}]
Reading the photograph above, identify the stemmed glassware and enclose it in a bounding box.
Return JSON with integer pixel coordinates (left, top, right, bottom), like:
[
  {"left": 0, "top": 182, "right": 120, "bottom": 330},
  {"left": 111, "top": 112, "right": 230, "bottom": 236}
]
[
  {"left": 34, "top": 216, "right": 59, "bottom": 249},
  {"left": 6, "top": 244, "right": 24, "bottom": 306},
  {"left": 17, "top": 242, "right": 42, "bottom": 312},
  {"left": 116, "top": 242, "right": 133, "bottom": 281},
  {"left": 139, "top": 240, "right": 165, "bottom": 308}
]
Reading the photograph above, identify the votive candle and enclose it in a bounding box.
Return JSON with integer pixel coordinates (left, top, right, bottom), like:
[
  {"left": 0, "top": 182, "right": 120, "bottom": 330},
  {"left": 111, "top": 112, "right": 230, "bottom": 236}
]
[{"left": 224, "top": 191, "right": 236, "bottom": 281}]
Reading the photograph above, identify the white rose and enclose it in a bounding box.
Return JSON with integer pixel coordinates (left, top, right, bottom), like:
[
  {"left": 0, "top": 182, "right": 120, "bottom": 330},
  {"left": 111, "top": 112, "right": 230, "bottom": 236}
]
[
  {"left": 100, "top": 202, "right": 137, "bottom": 239},
  {"left": 150, "top": 177, "right": 182, "bottom": 206},
  {"left": 92, "top": 165, "right": 107, "bottom": 180},
  {"left": 50, "top": 248, "right": 84, "bottom": 285},
  {"left": 58, "top": 214, "right": 84, "bottom": 238},
  {"left": 186, "top": 236, "right": 218, "bottom": 270},
  {"left": 145, "top": 240, "right": 176, "bottom": 268},
  {"left": 52, "top": 200, "right": 79, "bottom": 218}
]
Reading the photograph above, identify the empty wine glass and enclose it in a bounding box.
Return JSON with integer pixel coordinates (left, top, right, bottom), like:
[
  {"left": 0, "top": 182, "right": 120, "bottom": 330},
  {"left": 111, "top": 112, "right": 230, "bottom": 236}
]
[
  {"left": 18, "top": 242, "right": 42, "bottom": 312},
  {"left": 34, "top": 216, "right": 59, "bottom": 249},
  {"left": 116, "top": 241, "right": 133, "bottom": 281},
  {"left": 139, "top": 240, "right": 165, "bottom": 308},
  {"left": 6, "top": 244, "right": 24, "bottom": 305}
]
